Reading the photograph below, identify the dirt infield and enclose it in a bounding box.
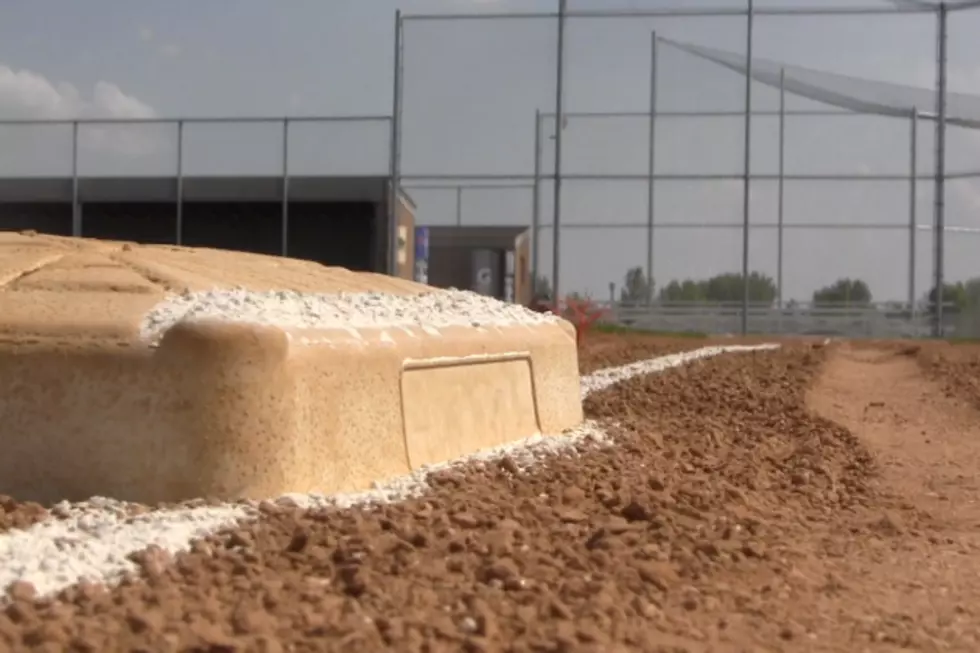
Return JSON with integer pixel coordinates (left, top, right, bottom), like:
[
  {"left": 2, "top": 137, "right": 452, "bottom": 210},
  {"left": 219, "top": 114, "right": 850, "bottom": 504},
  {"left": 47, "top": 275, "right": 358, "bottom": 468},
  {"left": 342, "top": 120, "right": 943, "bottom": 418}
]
[
  {"left": 576, "top": 332, "right": 787, "bottom": 374},
  {"left": 914, "top": 341, "right": 980, "bottom": 408},
  {"left": 3, "top": 336, "right": 980, "bottom": 651}
]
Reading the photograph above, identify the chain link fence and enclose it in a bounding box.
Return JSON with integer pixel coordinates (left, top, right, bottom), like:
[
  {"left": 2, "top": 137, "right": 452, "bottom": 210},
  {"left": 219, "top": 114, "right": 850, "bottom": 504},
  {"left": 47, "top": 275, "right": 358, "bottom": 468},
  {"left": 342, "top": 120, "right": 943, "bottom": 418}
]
[{"left": 395, "top": 0, "right": 980, "bottom": 338}]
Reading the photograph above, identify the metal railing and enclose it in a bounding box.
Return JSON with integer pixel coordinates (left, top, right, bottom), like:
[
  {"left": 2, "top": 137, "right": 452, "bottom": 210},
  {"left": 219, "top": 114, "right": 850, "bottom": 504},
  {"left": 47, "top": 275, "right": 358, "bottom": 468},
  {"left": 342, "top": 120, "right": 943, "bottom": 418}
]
[{"left": 606, "top": 301, "right": 959, "bottom": 339}]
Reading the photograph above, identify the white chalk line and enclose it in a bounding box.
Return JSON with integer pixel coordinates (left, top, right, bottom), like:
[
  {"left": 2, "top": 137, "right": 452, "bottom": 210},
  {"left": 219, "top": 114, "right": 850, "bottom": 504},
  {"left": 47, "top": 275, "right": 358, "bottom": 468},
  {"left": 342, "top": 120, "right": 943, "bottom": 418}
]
[{"left": 0, "top": 343, "right": 779, "bottom": 600}]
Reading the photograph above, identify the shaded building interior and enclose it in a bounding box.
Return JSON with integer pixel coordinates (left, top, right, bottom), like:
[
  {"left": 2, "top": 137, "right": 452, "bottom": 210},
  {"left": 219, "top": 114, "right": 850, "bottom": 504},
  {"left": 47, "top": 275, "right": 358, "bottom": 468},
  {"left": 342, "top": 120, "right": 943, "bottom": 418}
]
[
  {"left": 421, "top": 225, "right": 531, "bottom": 305},
  {"left": 0, "top": 176, "right": 537, "bottom": 305},
  {"left": 0, "top": 175, "right": 416, "bottom": 277}
]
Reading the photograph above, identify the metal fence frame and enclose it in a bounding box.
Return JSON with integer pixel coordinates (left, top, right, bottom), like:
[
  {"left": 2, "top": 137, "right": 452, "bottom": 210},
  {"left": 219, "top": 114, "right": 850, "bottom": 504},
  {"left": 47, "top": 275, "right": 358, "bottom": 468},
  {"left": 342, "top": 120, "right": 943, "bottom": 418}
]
[
  {"left": 393, "top": 0, "right": 980, "bottom": 336},
  {"left": 401, "top": 183, "right": 535, "bottom": 228},
  {"left": 528, "top": 106, "right": 980, "bottom": 316},
  {"left": 0, "top": 114, "right": 393, "bottom": 262}
]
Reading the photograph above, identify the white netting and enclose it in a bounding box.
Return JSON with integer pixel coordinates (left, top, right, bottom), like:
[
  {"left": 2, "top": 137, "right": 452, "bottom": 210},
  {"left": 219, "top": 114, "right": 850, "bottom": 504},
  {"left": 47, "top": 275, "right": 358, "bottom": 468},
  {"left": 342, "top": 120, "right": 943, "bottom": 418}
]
[{"left": 658, "top": 36, "right": 980, "bottom": 129}]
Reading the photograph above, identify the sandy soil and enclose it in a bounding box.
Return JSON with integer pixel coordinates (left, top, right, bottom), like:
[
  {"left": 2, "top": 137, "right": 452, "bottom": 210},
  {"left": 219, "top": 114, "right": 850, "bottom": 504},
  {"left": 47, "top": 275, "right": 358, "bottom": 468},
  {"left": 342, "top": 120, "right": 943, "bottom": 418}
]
[{"left": 2, "top": 336, "right": 980, "bottom": 651}]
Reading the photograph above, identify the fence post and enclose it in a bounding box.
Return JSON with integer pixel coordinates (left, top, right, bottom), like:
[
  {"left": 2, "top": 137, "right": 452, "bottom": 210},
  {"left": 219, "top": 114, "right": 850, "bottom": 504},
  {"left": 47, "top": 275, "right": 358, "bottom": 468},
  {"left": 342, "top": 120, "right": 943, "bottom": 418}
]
[
  {"left": 933, "top": 1, "right": 948, "bottom": 337},
  {"left": 777, "top": 68, "right": 785, "bottom": 310},
  {"left": 281, "top": 118, "right": 290, "bottom": 257},
  {"left": 531, "top": 109, "right": 542, "bottom": 293},
  {"left": 455, "top": 186, "right": 463, "bottom": 226},
  {"left": 647, "top": 31, "right": 659, "bottom": 306},
  {"left": 389, "top": 10, "right": 405, "bottom": 277},
  {"left": 740, "top": 0, "right": 755, "bottom": 335},
  {"left": 551, "top": 0, "right": 567, "bottom": 303},
  {"left": 71, "top": 121, "right": 80, "bottom": 237},
  {"left": 909, "top": 108, "right": 918, "bottom": 321},
  {"left": 175, "top": 120, "right": 184, "bottom": 246}
]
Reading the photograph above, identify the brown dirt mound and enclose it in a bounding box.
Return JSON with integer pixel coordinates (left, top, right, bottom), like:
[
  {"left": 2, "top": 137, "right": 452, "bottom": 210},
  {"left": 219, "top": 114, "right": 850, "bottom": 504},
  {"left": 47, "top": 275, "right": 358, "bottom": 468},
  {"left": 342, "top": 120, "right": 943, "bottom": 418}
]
[
  {"left": 914, "top": 341, "right": 980, "bottom": 408},
  {"left": 2, "top": 344, "right": 888, "bottom": 652},
  {"left": 576, "top": 332, "right": 784, "bottom": 374},
  {"left": 577, "top": 332, "right": 710, "bottom": 374}
]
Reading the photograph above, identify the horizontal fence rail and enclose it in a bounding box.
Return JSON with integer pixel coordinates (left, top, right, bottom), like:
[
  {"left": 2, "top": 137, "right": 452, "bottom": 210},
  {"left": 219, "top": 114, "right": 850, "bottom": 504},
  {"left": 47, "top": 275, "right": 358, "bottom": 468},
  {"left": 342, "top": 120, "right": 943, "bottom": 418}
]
[{"left": 605, "top": 301, "right": 961, "bottom": 339}]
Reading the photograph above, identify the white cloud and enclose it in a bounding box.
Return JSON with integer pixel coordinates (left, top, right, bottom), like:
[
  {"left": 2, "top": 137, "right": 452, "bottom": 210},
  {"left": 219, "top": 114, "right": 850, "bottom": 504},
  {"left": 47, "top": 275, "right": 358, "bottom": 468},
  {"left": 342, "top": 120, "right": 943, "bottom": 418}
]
[
  {"left": 0, "top": 65, "right": 154, "bottom": 121},
  {"left": 0, "top": 63, "right": 161, "bottom": 161},
  {"left": 138, "top": 26, "right": 154, "bottom": 43}
]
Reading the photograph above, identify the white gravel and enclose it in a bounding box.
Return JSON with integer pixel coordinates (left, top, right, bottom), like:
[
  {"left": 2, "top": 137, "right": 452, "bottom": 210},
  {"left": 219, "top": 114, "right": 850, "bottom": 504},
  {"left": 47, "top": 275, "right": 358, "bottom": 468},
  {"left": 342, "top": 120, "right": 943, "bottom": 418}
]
[
  {"left": 280, "top": 419, "right": 614, "bottom": 511},
  {"left": 0, "top": 342, "right": 778, "bottom": 601},
  {"left": 0, "top": 502, "right": 249, "bottom": 599},
  {"left": 139, "top": 288, "right": 560, "bottom": 344},
  {"left": 580, "top": 343, "right": 781, "bottom": 399}
]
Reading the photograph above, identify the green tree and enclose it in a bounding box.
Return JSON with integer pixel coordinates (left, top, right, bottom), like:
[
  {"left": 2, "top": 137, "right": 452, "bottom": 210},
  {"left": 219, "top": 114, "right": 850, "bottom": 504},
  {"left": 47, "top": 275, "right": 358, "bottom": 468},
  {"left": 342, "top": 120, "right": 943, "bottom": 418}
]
[
  {"left": 702, "top": 271, "right": 777, "bottom": 303},
  {"left": 963, "top": 277, "right": 980, "bottom": 308},
  {"left": 924, "top": 278, "right": 980, "bottom": 315},
  {"left": 657, "top": 271, "right": 776, "bottom": 304},
  {"left": 926, "top": 281, "right": 967, "bottom": 315},
  {"left": 533, "top": 275, "right": 552, "bottom": 301},
  {"left": 659, "top": 279, "right": 706, "bottom": 302},
  {"left": 619, "top": 266, "right": 654, "bottom": 304},
  {"left": 812, "top": 278, "right": 873, "bottom": 306}
]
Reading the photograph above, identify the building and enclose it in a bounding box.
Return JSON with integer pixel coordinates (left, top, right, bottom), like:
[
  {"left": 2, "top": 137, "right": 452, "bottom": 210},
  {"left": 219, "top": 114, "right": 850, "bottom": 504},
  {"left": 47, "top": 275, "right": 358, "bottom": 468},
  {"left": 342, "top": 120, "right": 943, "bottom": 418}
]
[
  {"left": 0, "top": 174, "right": 417, "bottom": 279},
  {"left": 421, "top": 225, "right": 532, "bottom": 305},
  {"left": 0, "top": 118, "right": 533, "bottom": 301}
]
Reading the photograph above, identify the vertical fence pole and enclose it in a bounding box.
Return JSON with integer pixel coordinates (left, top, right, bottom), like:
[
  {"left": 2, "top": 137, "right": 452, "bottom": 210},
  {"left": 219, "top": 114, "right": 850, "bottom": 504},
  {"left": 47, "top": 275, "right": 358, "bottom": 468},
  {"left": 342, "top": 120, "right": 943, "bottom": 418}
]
[
  {"left": 551, "top": 0, "right": 567, "bottom": 304},
  {"left": 646, "top": 31, "right": 659, "bottom": 306},
  {"left": 389, "top": 10, "right": 405, "bottom": 276},
  {"left": 909, "top": 108, "right": 918, "bottom": 320},
  {"left": 934, "top": 2, "right": 948, "bottom": 337},
  {"left": 740, "top": 0, "right": 755, "bottom": 335},
  {"left": 776, "top": 67, "right": 786, "bottom": 311},
  {"left": 281, "top": 118, "right": 290, "bottom": 257},
  {"left": 455, "top": 186, "right": 463, "bottom": 226},
  {"left": 176, "top": 120, "right": 184, "bottom": 246},
  {"left": 531, "top": 109, "right": 542, "bottom": 297},
  {"left": 71, "top": 121, "right": 80, "bottom": 237}
]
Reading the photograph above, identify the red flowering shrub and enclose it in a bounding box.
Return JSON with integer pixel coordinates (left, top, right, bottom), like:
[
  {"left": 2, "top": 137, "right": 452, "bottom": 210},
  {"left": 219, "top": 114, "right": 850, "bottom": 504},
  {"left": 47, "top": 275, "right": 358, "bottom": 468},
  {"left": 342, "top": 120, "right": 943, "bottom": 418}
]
[{"left": 538, "top": 296, "right": 609, "bottom": 346}]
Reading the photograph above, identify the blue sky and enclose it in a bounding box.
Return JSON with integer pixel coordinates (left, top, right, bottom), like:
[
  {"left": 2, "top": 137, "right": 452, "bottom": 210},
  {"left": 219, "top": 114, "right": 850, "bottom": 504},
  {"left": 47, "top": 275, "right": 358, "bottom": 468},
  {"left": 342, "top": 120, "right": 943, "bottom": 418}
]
[{"left": 0, "top": 0, "right": 979, "bottom": 302}]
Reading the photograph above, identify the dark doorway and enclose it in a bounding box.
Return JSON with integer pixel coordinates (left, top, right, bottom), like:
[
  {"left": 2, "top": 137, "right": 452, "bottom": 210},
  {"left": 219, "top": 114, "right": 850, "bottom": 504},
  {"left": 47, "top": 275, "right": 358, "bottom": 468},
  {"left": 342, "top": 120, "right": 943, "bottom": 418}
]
[
  {"left": 287, "top": 202, "right": 374, "bottom": 271},
  {"left": 0, "top": 203, "right": 72, "bottom": 236},
  {"left": 81, "top": 203, "right": 177, "bottom": 244},
  {"left": 428, "top": 245, "right": 470, "bottom": 290},
  {"left": 181, "top": 202, "right": 282, "bottom": 256},
  {"left": 429, "top": 245, "right": 506, "bottom": 299}
]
